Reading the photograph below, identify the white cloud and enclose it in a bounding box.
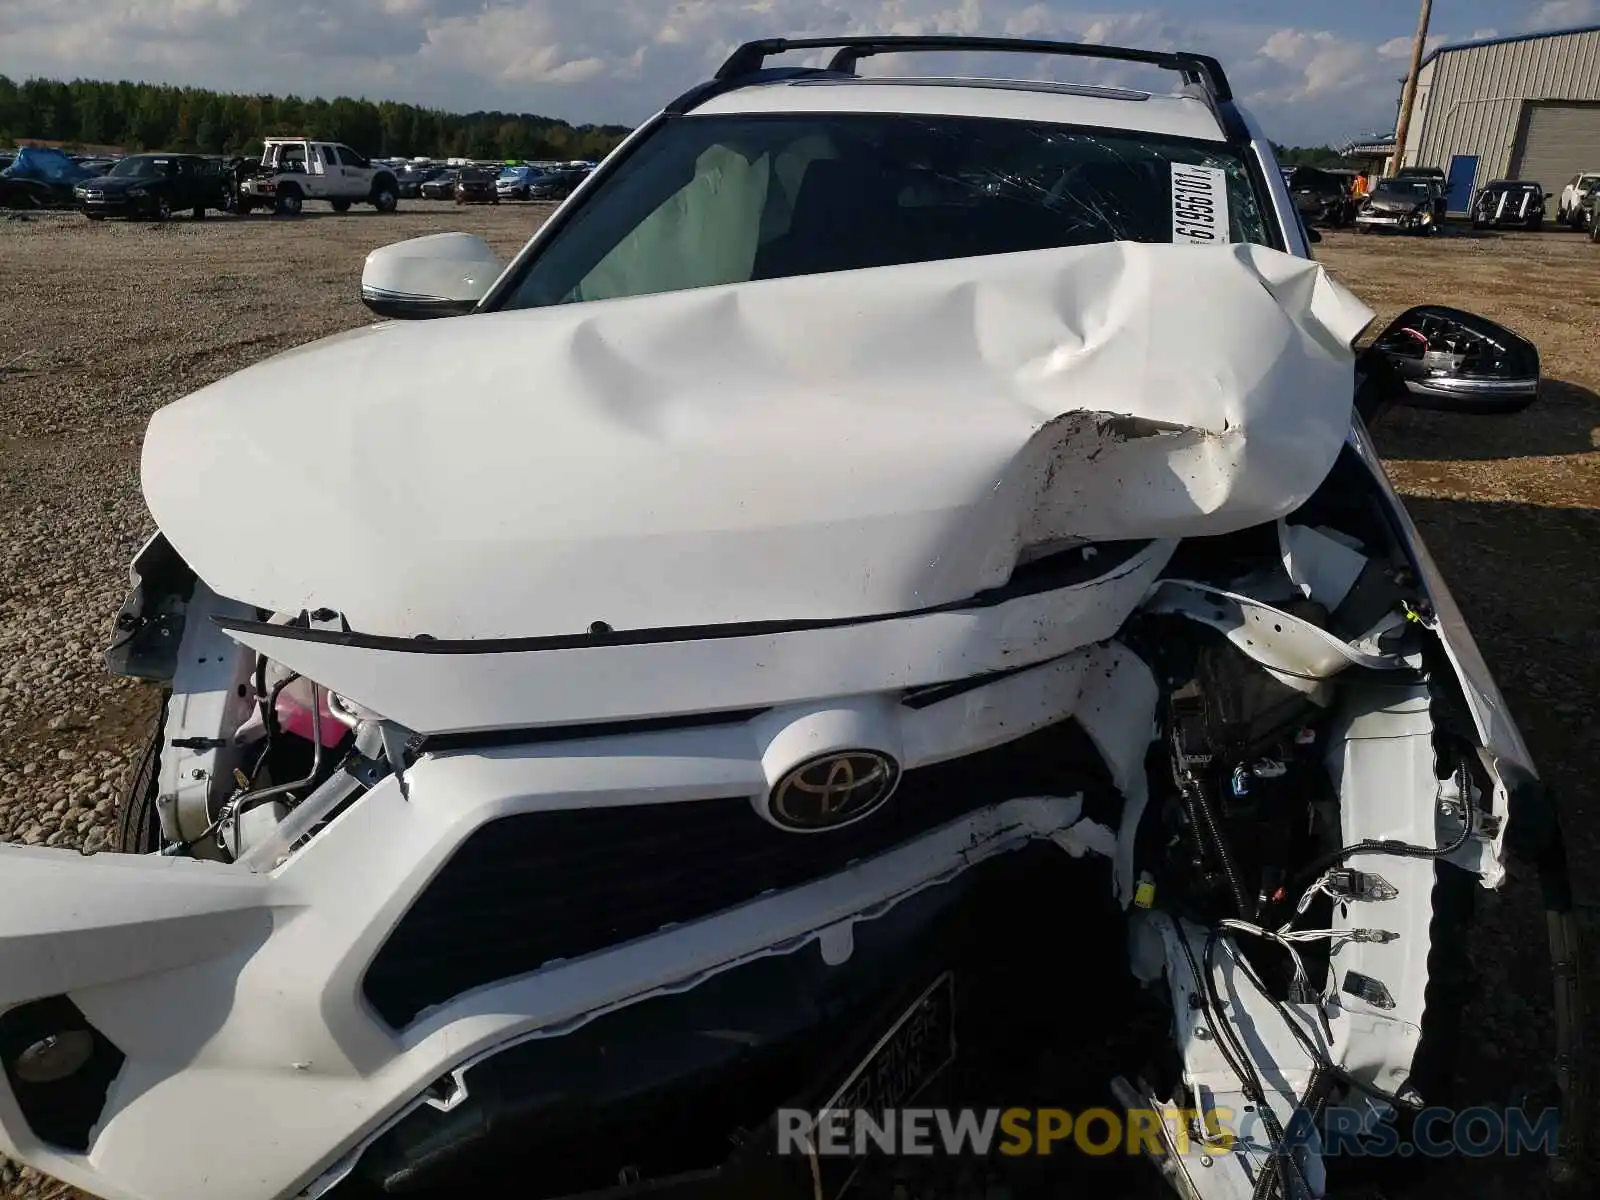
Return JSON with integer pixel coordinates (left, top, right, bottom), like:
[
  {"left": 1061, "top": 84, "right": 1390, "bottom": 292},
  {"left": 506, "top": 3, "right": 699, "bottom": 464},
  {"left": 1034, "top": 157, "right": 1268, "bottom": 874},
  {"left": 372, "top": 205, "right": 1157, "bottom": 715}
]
[
  {"left": 1533, "top": 1, "right": 1597, "bottom": 28},
  {"left": 0, "top": 1, "right": 1477, "bottom": 145},
  {"left": 1375, "top": 33, "right": 1448, "bottom": 60}
]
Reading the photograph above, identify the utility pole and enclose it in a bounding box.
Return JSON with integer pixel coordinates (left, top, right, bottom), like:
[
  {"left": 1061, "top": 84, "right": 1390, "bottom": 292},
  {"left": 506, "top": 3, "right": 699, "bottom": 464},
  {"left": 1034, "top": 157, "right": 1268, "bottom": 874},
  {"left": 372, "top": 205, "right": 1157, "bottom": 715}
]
[{"left": 1390, "top": 0, "right": 1434, "bottom": 173}]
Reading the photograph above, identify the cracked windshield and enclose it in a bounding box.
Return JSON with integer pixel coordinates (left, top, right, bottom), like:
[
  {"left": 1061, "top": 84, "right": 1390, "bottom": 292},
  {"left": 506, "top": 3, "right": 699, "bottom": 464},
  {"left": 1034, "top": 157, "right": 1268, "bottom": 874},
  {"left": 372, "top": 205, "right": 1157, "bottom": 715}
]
[{"left": 501, "top": 112, "right": 1273, "bottom": 308}]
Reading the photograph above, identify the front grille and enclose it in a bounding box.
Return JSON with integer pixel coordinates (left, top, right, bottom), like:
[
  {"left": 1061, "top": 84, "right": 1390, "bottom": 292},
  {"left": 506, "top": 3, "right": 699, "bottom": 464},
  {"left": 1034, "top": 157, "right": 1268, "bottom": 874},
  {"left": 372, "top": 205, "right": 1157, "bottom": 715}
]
[{"left": 362, "top": 719, "right": 1112, "bottom": 1028}]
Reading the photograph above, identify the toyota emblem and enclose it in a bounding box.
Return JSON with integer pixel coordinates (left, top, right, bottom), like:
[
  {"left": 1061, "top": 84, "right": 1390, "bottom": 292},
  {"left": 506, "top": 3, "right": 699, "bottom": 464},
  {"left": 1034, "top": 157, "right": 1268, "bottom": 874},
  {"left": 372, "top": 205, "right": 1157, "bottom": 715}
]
[{"left": 767, "top": 750, "right": 901, "bottom": 831}]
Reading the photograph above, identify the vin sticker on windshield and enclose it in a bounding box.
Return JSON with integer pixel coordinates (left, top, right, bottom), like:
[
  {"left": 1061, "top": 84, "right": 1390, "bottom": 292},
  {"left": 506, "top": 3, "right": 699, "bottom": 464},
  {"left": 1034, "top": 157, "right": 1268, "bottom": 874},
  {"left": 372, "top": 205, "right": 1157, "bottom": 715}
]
[{"left": 1171, "top": 164, "right": 1230, "bottom": 244}]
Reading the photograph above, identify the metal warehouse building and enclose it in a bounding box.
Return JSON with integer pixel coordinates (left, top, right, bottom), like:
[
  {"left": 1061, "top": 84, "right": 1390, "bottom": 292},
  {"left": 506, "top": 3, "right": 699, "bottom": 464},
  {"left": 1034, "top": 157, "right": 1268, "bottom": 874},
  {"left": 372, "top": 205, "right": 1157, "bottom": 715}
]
[{"left": 1396, "top": 23, "right": 1600, "bottom": 214}]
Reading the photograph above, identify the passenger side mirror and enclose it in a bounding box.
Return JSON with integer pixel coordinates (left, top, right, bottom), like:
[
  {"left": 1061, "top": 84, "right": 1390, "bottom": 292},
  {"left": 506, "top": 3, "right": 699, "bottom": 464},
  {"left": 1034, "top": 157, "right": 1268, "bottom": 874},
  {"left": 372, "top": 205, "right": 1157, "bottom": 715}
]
[
  {"left": 1305, "top": 226, "right": 1322, "bottom": 244},
  {"left": 1356, "top": 305, "right": 1540, "bottom": 422},
  {"left": 360, "top": 233, "right": 505, "bottom": 320}
]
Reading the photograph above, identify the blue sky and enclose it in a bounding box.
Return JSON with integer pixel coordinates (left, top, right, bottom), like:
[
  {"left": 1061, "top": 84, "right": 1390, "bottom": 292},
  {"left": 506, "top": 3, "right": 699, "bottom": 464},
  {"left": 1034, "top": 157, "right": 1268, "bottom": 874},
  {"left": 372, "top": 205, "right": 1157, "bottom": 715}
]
[{"left": 1, "top": 2, "right": 1595, "bottom": 145}]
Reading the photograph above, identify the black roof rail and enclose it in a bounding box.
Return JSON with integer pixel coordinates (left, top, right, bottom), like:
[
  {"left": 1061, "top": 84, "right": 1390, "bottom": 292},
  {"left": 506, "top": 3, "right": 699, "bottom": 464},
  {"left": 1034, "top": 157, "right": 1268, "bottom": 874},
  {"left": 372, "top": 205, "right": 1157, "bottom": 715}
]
[{"left": 714, "top": 35, "right": 1234, "bottom": 104}]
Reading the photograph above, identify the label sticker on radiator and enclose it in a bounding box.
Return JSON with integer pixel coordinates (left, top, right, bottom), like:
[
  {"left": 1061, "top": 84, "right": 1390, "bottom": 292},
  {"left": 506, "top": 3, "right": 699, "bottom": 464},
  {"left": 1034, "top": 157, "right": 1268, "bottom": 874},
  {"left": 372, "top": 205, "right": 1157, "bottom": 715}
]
[{"left": 1171, "top": 163, "right": 1230, "bottom": 244}]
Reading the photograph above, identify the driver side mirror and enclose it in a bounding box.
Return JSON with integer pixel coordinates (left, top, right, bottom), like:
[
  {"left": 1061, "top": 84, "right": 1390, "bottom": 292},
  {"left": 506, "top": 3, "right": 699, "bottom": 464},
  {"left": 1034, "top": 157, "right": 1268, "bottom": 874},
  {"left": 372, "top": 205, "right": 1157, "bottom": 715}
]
[
  {"left": 1355, "top": 305, "right": 1540, "bottom": 423},
  {"left": 360, "top": 232, "right": 506, "bottom": 320}
]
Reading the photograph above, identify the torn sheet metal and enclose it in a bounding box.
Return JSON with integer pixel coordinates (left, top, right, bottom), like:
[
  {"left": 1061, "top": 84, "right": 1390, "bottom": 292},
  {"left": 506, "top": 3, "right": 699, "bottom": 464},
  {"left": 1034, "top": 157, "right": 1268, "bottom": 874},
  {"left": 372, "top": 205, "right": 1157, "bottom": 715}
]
[
  {"left": 1143, "top": 579, "right": 1406, "bottom": 679},
  {"left": 1278, "top": 520, "right": 1368, "bottom": 611},
  {"left": 141, "top": 241, "right": 1373, "bottom": 640}
]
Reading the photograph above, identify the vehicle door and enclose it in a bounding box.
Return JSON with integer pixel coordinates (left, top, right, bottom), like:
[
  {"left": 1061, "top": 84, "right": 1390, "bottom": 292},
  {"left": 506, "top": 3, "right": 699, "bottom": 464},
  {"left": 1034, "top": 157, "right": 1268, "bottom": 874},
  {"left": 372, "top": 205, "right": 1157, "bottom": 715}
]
[
  {"left": 304, "top": 143, "right": 336, "bottom": 198},
  {"left": 334, "top": 146, "right": 369, "bottom": 198},
  {"left": 176, "top": 157, "right": 205, "bottom": 208}
]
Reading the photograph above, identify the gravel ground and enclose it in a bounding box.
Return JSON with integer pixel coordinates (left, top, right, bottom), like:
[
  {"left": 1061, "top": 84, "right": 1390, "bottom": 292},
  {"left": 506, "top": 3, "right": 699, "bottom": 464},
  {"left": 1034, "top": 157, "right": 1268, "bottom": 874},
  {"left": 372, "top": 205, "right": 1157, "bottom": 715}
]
[{"left": 0, "top": 209, "right": 1595, "bottom": 1200}]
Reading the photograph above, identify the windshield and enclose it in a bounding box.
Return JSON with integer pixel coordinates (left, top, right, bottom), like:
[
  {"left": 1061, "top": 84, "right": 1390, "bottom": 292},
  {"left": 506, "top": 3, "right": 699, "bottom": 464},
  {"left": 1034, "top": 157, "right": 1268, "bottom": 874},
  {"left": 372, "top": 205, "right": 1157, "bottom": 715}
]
[
  {"left": 109, "top": 156, "right": 176, "bottom": 179},
  {"left": 1374, "top": 180, "right": 1431, "bottom": 199},
  {"left": 497, "top": 112, "right": 1275, "bottom": 311}
]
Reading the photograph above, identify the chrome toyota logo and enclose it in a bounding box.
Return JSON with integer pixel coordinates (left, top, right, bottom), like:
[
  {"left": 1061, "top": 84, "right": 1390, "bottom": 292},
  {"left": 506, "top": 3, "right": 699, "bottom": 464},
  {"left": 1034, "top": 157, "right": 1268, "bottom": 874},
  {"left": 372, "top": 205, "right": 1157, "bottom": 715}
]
[{"left": 768, "top": 751, "right": 900, "bottom": 831}]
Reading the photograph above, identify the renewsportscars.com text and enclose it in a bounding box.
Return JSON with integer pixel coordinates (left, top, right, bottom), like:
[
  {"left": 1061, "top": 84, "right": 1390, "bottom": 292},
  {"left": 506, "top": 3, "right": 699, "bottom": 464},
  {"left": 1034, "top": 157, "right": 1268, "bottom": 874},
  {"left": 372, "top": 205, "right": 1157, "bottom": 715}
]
[{"left": 776, "top": 1105, "right": 1561, "bottom": 1159}]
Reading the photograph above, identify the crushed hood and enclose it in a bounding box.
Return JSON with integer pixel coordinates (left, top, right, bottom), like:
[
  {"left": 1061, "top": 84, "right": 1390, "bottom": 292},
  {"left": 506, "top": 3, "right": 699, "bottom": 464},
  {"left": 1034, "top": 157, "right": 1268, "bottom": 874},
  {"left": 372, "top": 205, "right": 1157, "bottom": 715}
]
[{"left": 141, "top": 241, "right": 1373, "bottom": 640}]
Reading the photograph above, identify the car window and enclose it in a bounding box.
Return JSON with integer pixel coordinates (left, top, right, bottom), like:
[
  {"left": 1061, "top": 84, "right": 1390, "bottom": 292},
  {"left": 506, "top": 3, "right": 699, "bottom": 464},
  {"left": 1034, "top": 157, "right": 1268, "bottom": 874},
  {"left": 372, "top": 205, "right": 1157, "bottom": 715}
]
[
  {"left": 496, "top": 113, "right": 1276, "bottom": 311},
  {"left": 108, "top": 156, "right": 163, "bottom": 179},
  {"left": 336, "top": 146, "right": 366, "bottom": 168}
]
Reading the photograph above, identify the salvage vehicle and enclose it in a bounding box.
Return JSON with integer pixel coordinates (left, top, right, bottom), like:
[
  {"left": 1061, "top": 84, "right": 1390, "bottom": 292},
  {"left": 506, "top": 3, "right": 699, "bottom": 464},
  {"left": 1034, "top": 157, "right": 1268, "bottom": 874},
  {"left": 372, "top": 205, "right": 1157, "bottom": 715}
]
[
  {"left": 1354, "top": 176, "right": 1444, "bottom": 235},
  {"left": 1555, "top": 170, "right": 1600, "bottom": 229},
  {"left": 1285, "top": 165, "right": 1353, "bottom": 228},
  {"left": 73, "top": 153, "right": 227, "bottom": 221},
  {"left": 1469, "top": 179, "right": 1549, "bottom": 231},
  {"left": 236, "top": 137, "right": 400, "bottom": 216},
  {"left": 0, "top": 145, "right": 97, "bottom": 209},
  {"left": 0, "top": 34, "right": 1582, "bottom": 1200}
]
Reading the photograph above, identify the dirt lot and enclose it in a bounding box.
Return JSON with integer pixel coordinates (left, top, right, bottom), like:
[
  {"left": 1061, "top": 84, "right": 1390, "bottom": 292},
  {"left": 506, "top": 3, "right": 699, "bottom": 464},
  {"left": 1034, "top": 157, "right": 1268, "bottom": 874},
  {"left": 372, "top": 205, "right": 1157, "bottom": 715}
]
[{"left": 0, "top": 209, "right": 1596, "bottom": 1200}]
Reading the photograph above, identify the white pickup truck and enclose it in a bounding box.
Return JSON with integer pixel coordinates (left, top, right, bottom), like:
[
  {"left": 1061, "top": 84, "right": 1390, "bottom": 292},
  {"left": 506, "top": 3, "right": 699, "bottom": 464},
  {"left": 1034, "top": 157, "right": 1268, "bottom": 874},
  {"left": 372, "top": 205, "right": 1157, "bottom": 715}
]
[{"left": 237, "top": 137, "right": 400, "bottom": 216}]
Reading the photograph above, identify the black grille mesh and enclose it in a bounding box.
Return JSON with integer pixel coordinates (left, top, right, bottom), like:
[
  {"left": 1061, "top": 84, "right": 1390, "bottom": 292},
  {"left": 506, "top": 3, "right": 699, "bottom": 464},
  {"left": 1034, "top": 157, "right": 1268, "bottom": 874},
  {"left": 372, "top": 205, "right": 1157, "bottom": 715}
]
[{"left": 363, "top": 719, "right": 1108, "bottom": 1027}]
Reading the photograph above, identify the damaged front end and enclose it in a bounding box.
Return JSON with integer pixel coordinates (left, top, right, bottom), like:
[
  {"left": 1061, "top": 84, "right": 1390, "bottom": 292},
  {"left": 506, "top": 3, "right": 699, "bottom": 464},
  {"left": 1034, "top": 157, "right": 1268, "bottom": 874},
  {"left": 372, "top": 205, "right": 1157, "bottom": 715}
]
[{"left": 0, "top": 242, "right": 1578, "bottom": 1200}]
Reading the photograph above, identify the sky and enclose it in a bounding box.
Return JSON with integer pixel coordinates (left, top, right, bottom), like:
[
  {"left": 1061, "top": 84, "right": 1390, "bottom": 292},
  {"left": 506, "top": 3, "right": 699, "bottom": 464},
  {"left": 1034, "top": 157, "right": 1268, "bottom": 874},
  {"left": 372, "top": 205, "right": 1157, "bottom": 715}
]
[{"left": 1, "top": 1, "right": 1597, "bottom": 146}]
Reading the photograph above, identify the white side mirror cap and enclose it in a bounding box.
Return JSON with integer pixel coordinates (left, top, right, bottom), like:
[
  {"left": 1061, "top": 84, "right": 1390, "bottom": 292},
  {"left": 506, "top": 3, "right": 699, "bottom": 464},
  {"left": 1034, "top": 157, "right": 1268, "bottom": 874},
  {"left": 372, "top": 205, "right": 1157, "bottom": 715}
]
[{"left": 360, "top": 232, "right": 505, "bottom": 320}]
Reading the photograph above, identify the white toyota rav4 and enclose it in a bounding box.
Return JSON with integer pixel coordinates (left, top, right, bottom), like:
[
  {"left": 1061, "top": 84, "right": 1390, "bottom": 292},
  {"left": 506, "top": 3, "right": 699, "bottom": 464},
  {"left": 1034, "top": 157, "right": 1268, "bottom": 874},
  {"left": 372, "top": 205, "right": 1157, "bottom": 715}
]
[{"left": 0, "top": 35, "right": 1578, "bottom": 1200}]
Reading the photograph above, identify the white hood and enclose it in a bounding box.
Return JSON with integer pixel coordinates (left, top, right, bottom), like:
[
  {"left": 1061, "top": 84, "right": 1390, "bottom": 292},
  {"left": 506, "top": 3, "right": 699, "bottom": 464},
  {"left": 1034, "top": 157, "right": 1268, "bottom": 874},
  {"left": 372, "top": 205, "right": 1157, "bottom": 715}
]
[{"left": 142, "top": 241, "right": 1372, "bottom": 640}]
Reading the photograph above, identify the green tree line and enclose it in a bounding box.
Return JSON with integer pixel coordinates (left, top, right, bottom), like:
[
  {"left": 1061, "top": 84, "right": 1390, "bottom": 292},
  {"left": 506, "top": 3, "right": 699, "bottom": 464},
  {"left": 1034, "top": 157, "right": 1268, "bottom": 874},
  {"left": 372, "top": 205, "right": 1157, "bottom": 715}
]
[
  {"left": 0, "top": 76, "right": 633, "bottom": 161},
  {"left": 1272, "top": 144, "right": 1349, "bottom": 168}
]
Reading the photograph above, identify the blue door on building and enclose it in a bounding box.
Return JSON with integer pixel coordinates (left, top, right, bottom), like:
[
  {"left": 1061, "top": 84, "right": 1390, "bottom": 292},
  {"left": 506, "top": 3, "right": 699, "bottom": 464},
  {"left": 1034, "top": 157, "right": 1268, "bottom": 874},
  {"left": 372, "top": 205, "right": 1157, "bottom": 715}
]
[{"left": 1446, "top": 155, "right": 1479, "bottom": 215}]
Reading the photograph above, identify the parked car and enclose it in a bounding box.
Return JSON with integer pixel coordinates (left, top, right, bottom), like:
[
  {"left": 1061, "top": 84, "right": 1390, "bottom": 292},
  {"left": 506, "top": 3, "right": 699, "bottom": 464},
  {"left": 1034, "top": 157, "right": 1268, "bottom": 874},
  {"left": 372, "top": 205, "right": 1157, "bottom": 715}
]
[
  {"left": 73, "top": 153, "right": 227, "bottom": 221},
  {"left": 1470, "top": 179, "right": 1548, "bottom": 230},
  {"left": 1355, "top": 175, "right": 1445, "bottom": 234},
  {"left": 528, "top": 166, "right": 589, "bottom": 201},
  {"left": 495, "top": 165, "right": 543, "bottom": 200},
  {"left": 421, "top": 169, "right": 460, "bottom": 200},
  {"left": 454, "top": 166, "right": 499, "bottom": 204},
  {"left": 1284, "top": 165, "right": 1353, "bottom": 227},
  {"left": 398, "top": 166, "right": 448, "bottom": 199},
  {"left": 1, "top": 32, "right": 1574, "bottom": 1200},
  {"left": 1556, "top": 170, "right": 1600, "bottom": 228},
  {"left": 0, "top": 145, "right": 98, "bottom": 209}
]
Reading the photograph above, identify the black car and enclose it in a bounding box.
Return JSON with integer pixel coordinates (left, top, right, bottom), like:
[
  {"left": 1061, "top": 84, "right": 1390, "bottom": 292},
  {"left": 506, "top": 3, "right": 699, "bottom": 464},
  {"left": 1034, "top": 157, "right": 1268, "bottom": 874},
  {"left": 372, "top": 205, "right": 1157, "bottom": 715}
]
[
  {"left": 398, "top": 167, "right": 447, "bottom": 199},
  {"left": 528, "top": 167, "right": 590, "bottom": 201},
  {"left": 1284, "top": 166, "right": 1353, "bottom": 228},
  {"left": 454, "top": 167, "right": 499, "bottom": 204},
  {"left": 1470, "top": 179, "right": 1548, "bottom": 230},
  {"left": 74, "top": 153, "right": 226, "bottom": 220},
  {"left": 421, "top": 170, "right": 460, "bottom": 200}
]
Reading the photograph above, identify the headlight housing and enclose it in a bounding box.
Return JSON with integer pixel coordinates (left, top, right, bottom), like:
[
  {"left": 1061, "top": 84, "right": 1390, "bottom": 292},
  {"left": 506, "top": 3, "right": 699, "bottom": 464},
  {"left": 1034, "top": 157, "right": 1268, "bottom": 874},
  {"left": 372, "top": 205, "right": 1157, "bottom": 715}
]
[{"left": 128, "top": 187, "right": 147, "bottom": 198}]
